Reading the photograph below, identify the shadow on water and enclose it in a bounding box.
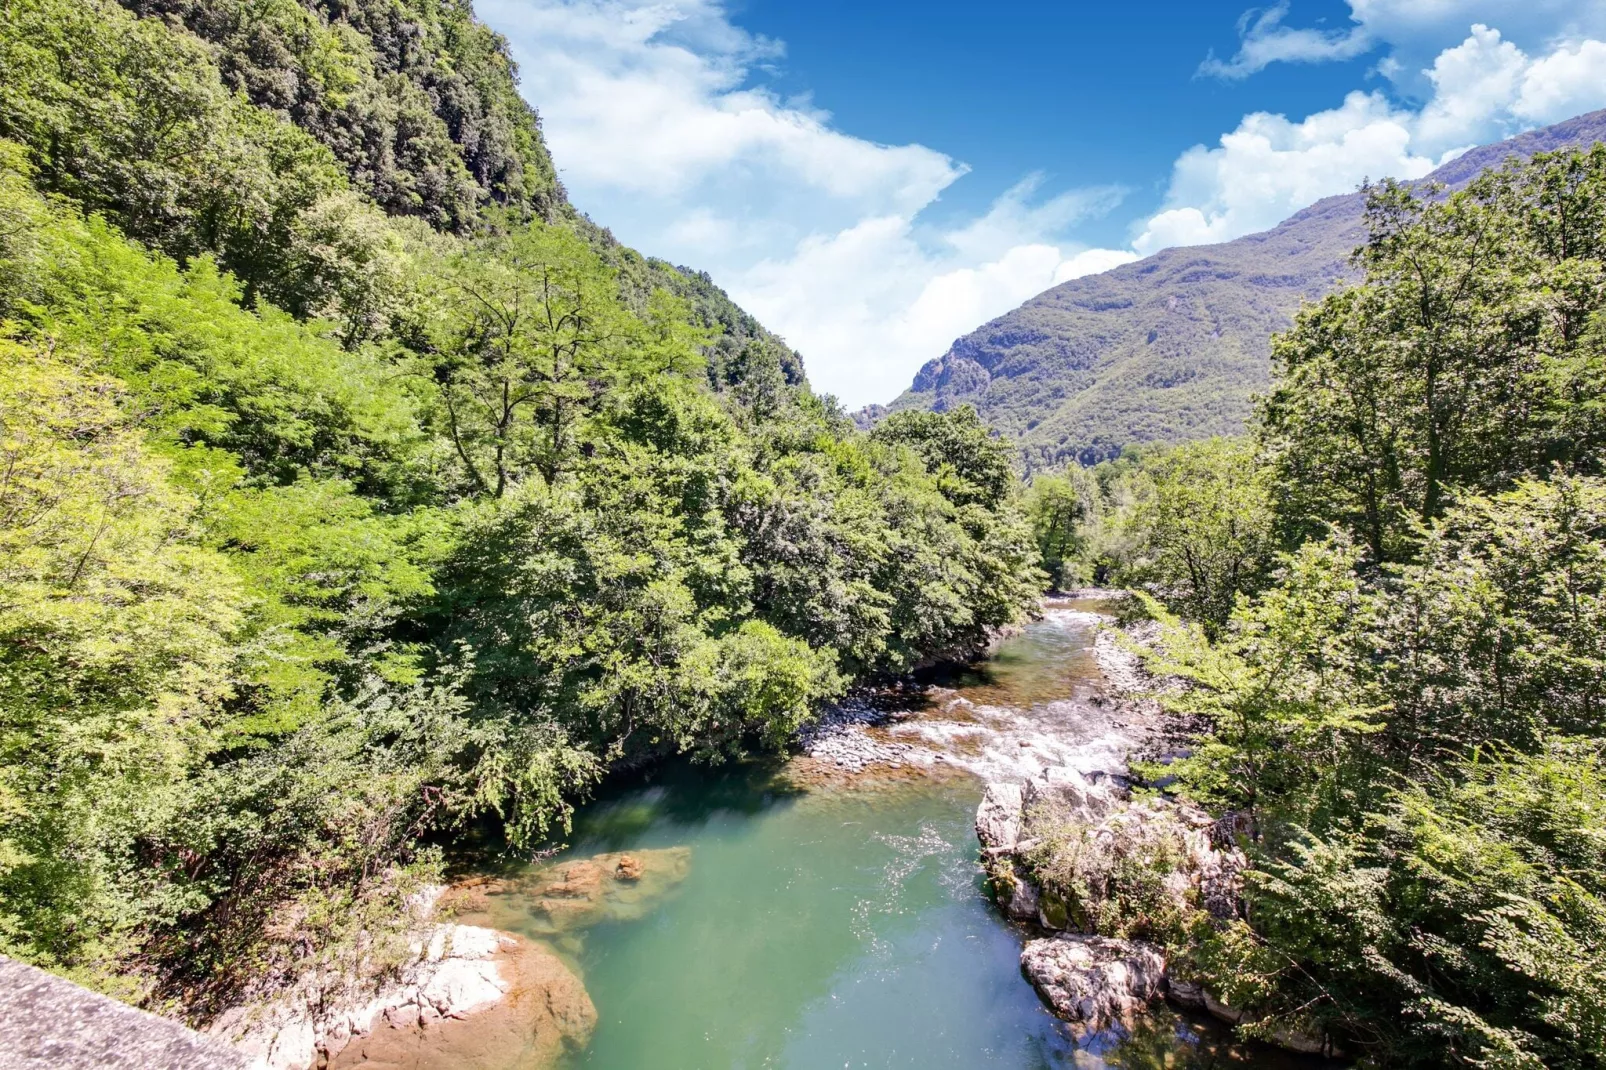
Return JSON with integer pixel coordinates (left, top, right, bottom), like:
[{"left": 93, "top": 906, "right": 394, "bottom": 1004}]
[{"left": 552, "top": 760, "right": 807, "bottom": 853}]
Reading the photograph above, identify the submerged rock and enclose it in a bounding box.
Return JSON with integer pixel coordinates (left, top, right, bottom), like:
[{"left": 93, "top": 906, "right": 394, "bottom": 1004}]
[
  {"left": 505, "top": 847, "right": 692, "bottom": 933},
  {"left": 1019, "top": 935, "right": 1166, "bottom": 1030}
]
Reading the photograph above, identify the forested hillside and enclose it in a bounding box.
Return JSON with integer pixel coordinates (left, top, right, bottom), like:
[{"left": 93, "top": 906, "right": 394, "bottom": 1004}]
[
  {"left": 0, "top": 0, "right": 1041, "bottom": 1015},
  {"left": 887, "top": 110, "right": 1606, "bottom": 468},
  {"left": 1021, "top": 145, "right": 1606, "bottom": 1067}
]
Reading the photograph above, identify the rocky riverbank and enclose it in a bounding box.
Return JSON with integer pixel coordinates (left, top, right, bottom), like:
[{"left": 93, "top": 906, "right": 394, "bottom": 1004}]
[
  {"left": 975, "top": 611, "right": 1343, "bottom": 1059},
  {"left": 974, "top": 768, "right": 1249, "bottom": 1029},
  {"left": 212, "top": 848, "right": 691, "bottom": 1070}
]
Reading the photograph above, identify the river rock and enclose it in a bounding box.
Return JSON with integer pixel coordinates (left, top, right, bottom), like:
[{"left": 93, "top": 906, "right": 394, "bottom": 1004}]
[
  {"left": 211, "top": 924, "right": 541, "bottom": 1070},
  {"left": 1021, "top": 766, "right": 1118, "bottom": 826},
  {"left": 325, "top": 935, "right": 596, "bottom": 1070},
  {"left": 975, "top": 782, "right": 1023, "bottom": 855},
  {"left": 1019, "top": 935, "right": 1166, "bottom": 1030}
]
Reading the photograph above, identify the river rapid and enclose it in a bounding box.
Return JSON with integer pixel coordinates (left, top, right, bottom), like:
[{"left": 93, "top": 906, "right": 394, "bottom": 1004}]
[{"left": 437, "top": 600, "right": 1324, "bottom": 1070}]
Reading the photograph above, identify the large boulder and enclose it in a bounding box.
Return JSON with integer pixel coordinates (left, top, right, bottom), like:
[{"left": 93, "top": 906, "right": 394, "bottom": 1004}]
[
  {"left": 975, "top": 782, "right": 1023, "bottom": 855},
  {"left": 1019, "top": 935, "right": 1166, "bottom": 1030},
  {"left": 325, "top": 936, "right": 596, "bottom": 1070},
  {"left": 211, "top": 924, "right": 561, "bottom": 1070},
  {"left": 1021, "top": 794, "right": 1246, "bottom": 932},
  {"left": 1020, "top": 767, "right": 1116, "bottom": 827}
]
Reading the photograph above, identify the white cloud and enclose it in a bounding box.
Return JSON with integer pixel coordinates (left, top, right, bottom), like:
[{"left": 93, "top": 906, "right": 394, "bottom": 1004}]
[
  {"left": 1413, "top": 23, "right": 1529, "bottom": 152},
  {"left": 1203, "top": 0, "right": 1606, "bottom": 82},
  {"left": 478, "top": 0, "right": 1132, "bottom": 407},
  {"left": 1138, "top": 21, "right": 1606, "bottom": 255},
  {"left": 1199, "top": 3, "right": 1374, "bottom": 80},
  {"left": 1514, "top": 37, "right": 1606, "bottom": 121},
  {"left": 1133, "top": 91, "right": 1433, "bottom": 254},
  {"left": 477, "top": 0, "right": 1606, "bottom": 408},
  {"left": 737, "top": 189, "right": 1137, "bottom": 405}
]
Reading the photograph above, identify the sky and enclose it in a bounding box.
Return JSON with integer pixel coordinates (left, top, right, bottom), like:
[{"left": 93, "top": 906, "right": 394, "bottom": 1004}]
[{"left": 476, "top": 0, "right": 1606, "bottom": 407}]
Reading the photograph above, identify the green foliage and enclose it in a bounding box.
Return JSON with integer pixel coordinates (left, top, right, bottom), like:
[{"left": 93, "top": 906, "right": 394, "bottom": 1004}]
[
  {"left": 871, "top": 404, "right": 1015, "bottom": 510},
  {"left": 0, "top": 0, "right": 1045, "bottom": 1012},
  {"left": 1377, "top": 476, "right": 1606, "bottom": 759},
  {"left": 1231, "top": 742, "right": 1606, "bottom": 1068},
  {"left": 1141, "top": 540, "right": 1386, "bottom": 820},
  {"left": 1023, "top": 473, "right": 1082, "bottom": 588},
  {"left": 1123, "top": 438, "right": 1276, "bottom": 631},
  {"left": 120, "top": 0, "right": 564, "bottom": 228},
  {"left": 1028, "top": 437, "right": 1275, "bottom": 627},
  {"left": 0, "top": 339, "right": 244, "bottom": 981},
  {"left": 413, "top": 222, "right": 679, "bottom": 495},
  {"left": 1263, "top": 149, "right": 1606, "bottom": 562},
  {"left": 0, "top": 0, "right": 398, "bottom": 326},
  {"left": 1097, "top": 146, "right": 1606, "bottom": 1068}
]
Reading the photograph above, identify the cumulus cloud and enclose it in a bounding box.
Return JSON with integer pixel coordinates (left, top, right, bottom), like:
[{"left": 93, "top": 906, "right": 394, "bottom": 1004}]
[
  {"left": 479, "top": 0, "right": 1133, "bottom": 407},
  {"left": 1202, "top": 0, "right": 1606, "bottom": 83},
  {"left": 1133, "top": 91, "right": 1432, "bottom": 254},
  {"left": 1140, "top": 20, "right": 1606, "bottom": 255},
  {"left": 739, "top": 212, "right": 1137, "bottom": 406},
  {"left": 477, "top": 0, "right": 1606, "bottom": 407},
  {"left": 1513, "top": 37, "right": 1606, "bottom": 121}
]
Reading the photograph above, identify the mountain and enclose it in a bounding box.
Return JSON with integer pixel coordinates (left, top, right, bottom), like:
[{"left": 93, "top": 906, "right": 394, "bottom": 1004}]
[
  {"left": 882, "top": 110, "right": 1606, "bottom": 468},
  {"left": 110, "top": 0, "right": 803, "bottom": 380}
]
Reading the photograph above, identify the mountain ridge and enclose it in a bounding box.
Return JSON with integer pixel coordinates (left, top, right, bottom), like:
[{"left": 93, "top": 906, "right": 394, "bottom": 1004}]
[{"left": 882, "top": 109, "right": 1606, "bottom": 467}]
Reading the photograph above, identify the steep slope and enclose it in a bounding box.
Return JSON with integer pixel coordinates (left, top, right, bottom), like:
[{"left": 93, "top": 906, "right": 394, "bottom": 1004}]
[
  {"left": 885, "top": 110, "right": 1606, "bottom": 468},
  {"left": 108, "top": 0, "right": 802, "bottom": 378}
]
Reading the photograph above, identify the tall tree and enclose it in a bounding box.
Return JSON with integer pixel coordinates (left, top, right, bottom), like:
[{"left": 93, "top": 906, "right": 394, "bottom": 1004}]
[
  {"left": 420, "top": 224, "right": 637, "bottom": 495},
  {"left": 1261, "top": 149, "right": 1606, "bottom": 562}
]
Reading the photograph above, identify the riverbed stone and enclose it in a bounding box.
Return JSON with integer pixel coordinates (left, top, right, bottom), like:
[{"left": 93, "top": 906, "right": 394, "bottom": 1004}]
[
  {"left": 1003, "top": 863, "right": 1041, "bottom": 921},
  {"left": 1021, "top": 766, "right": 1116, "bottom": 826},
  {"left": 509, "top": 847, "right": 692, "bottom": 933},
  {"left": 211, "top": 923, "right": 528, "bottom": 1070},
  {"left": 1019, "top": 935, "right": 1167, "bottom": 1030}
]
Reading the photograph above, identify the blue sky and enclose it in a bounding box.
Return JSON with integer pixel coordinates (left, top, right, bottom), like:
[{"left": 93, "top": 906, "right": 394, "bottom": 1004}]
[
  {"left": 730, "top": 0, "right": 1375, "bottom": 247},
  {"left": 477, "top": 0, "right": 1606, "bottom": 406}
]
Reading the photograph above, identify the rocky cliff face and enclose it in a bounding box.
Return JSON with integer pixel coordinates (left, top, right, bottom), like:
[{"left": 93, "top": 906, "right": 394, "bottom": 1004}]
[{"left": 884, "top": 109, "right": 1606, "bottom": 468}]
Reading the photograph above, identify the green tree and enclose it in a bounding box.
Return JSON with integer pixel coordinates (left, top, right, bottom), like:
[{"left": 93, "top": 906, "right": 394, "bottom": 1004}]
[
  {"left": 1144, "top": 539, "right": 1386, "bottom": 821},
  {"left": 1262, "top": 150, "right": 1606, "bottom": 562},
  {"left": 1024, "top": 473, "right": 1082, "bottom": 589},
  {"left": 1127, "top": 437, "right": 1276, "bottom": 632},
  {"left": 0, "top": 338, "right": 242, "bottom": 979},
  {"left": 419, "top": 224, "right": 652, "bottom": 495}
]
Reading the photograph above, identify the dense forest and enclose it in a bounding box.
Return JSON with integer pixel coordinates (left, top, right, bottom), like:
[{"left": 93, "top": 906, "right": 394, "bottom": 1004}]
[
  {"left": 1026, "top": 147, "right": 1606, "bottom": 1067},
  {"left": 0, "top": 0, "right": 1042, "bottom": 1017}
]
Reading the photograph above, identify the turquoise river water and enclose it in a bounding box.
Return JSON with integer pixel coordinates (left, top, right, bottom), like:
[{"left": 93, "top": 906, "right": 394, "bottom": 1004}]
[{"left": 462, "top": 607, "right": 1325, "bottom": 1070}]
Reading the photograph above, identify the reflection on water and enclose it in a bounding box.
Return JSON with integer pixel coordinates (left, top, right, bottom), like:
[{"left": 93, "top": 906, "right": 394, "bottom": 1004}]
[{"left": 446, "top": 610, "right": 1326, "bottom": 1070}]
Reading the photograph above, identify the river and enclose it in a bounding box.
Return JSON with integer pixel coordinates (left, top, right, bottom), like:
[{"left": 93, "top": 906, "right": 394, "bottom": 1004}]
[{"left": 447, "top": 602, "right": 1324, "bottom": 1070}]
